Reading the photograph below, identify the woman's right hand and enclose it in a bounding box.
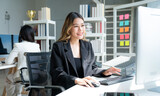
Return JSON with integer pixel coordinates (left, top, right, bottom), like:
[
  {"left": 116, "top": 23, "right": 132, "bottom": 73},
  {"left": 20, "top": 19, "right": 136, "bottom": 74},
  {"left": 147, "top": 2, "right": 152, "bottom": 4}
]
[{"left": 75, "top": 76, "right": 99, "bottom": 87}]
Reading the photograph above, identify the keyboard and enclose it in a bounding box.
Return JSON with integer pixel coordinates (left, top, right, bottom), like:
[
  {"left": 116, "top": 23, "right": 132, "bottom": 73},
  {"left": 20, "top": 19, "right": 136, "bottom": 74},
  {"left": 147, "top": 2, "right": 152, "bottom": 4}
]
[{"left": 99, "top": 75, "right": 133, "bottom": 85}]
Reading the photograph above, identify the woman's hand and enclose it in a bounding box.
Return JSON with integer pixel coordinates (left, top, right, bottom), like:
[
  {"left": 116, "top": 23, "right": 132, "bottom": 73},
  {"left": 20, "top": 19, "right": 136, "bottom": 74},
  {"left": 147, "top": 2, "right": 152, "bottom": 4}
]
[
  {"left": 75, "top": 76, "right": 99, "bottom": 87},
  {"left": 103, "top": 67, "right": 121, "bottom": 76}
]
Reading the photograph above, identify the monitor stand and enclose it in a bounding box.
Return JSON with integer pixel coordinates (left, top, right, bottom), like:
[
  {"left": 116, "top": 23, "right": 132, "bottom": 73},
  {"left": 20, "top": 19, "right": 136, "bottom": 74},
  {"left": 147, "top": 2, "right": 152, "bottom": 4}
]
[{"left": 148, "top": 86, "right": 160, "bottom": 93}]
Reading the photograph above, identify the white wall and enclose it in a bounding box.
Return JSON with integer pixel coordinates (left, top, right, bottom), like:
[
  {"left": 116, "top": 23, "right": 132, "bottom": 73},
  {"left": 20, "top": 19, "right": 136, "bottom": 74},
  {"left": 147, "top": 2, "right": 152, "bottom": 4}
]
[
  {"left": 148, "top": 0, "right": 160, "bottom": 8},
  {"left": 1, "top": 0, "right": 160, "bottom": 36},
  {"left": 0, "top": 0, "right": 36, "bottom": 35},
  {"left": 47, "top": 0, "right": 80, "bottom": 40}
]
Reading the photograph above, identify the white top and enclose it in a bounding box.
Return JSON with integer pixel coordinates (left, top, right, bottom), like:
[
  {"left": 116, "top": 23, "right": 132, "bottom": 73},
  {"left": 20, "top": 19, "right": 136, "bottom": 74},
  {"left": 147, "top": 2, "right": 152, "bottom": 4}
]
[{"left": 5, "top": 41, "right": 40, "bottom": 80}]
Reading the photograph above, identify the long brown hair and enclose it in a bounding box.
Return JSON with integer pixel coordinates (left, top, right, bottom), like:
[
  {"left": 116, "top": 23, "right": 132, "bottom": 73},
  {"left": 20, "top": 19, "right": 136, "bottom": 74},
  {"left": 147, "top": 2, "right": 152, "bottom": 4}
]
[{"left": 58, "top": 12, "right": 86, "bottom": 42}]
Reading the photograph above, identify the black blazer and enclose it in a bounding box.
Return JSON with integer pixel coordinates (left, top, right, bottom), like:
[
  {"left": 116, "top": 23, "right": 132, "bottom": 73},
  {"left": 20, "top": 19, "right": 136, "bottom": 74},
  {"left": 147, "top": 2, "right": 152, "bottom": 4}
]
[{"left": 50, "top": 40, "right": 105, "bottom": 89}]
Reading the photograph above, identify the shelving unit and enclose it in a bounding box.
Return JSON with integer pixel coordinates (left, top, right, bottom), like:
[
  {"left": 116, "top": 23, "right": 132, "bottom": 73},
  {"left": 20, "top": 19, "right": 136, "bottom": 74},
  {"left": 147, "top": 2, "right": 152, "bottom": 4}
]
[
  {"left": 105, "top": 5, "right": 134, "bottom": 61},
  {"left": 84, "top": 17, "right": 106, "bottom": 64},
  {"left": 112, "top": 0, "right": 155, "bottom": 59},
  {"left": 23, "top": 20, "right": 56, "bottom": 52}
]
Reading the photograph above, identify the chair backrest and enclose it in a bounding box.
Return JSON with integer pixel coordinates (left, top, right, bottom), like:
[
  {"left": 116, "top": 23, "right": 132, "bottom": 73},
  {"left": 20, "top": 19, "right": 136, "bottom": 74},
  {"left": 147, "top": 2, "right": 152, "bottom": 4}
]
[{"left": 25, "top": 52, "right": 51, "bottom": 86}]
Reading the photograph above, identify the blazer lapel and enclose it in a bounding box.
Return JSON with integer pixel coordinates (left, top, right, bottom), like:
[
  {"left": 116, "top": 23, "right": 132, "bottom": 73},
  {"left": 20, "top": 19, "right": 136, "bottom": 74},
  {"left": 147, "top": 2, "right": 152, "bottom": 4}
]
[
  {"left": 80, "top": 40, "right": 88, "bottom": 76},
  {"left": 64, "top": 41, "right": 78, "bottom": 75}
]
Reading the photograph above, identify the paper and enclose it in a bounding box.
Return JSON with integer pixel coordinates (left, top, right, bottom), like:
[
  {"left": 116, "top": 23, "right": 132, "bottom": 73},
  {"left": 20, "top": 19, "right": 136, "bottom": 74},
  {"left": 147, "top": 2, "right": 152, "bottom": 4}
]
[
  {"left": 119, "top": 21, "right": 123, "bottom": 26},
  {"left": 119, "top": 28, "right": 124, "bottom": 32},
  {"left": 120, "top": 34, "right": 124, "bottom": 40},
  {"left": 125, "top": 27, "right": 129, "bottom": 32},
  {"left": 103, "top": 56, "right": 131, "bottom": 66},
  {"left": 125, "top": 34, "right": 130, "bottom": 39},
  {"left": 119, "top": 15, "right": 123, "bottom": 20},
  {"left": 125, "top": 41, "right": 130, "bottom": 46},
  {"left": 120, "top": 41, "right": 124, "bottom": 46},
  {"left": 125, "top": 20, "right": 129, "bottom": 26},
  {"left": 125, "top": 14, "right": 129, "bottom": 19}
]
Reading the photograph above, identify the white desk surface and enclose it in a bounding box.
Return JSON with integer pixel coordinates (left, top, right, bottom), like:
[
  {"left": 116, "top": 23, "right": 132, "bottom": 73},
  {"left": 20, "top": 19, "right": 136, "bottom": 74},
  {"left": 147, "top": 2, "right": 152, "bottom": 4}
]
[
  {"left": 57, "top": 77, "right": 160, "bottom": 96},
  {"left": 0, "top": 64, "right": 16, "bottom": 70}
]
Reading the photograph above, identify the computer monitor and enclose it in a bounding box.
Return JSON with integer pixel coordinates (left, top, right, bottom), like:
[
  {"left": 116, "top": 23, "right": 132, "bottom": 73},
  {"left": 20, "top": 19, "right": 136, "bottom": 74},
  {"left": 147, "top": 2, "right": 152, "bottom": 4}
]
[
  {"left": 0, "top": 35, "right": 12, "bottom": 58},
  {"left": 12, "top": 34, "right": 19, "bottom": 48},
  {"left": 0, "top": 34, "right": 19, "bottom": 58},
  {"left": 136, "top": 6, "right": 160, "bottom": 93}
]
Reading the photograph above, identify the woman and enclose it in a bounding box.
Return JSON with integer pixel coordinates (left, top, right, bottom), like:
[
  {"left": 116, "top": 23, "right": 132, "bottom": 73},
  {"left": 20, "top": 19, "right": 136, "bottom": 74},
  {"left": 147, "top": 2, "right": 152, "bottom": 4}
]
[
  {"left": 5, "top": 25, "right": 40, "bottom": 96},
  {"left": 50, "top": 12, "right": 120, "bottom": 91}
]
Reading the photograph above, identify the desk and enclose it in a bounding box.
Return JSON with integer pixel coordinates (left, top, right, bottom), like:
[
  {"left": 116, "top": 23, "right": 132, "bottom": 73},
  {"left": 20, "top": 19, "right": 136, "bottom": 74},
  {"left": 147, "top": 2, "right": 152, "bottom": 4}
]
[
  {"left": 57, "top": 77, "right": 160, "bottom": 96},
  {"left": 0, "top": 64, "right": 16, "bottom": 96},
  {"left": 0, "top": 57, "right": 16, "bottom": 70},
  {"left": 0, "top": 64, "right": 16, "bottom": 70}
]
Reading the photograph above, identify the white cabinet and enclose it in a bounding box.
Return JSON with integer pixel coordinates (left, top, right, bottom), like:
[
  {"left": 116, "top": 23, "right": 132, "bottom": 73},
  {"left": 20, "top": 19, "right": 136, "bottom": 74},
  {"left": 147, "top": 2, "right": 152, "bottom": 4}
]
[
  {"left": 23, "top": 20, "right": 56, "bottom": 52},
  {"left": 84, "top": 17, "right": 106, "bottom": 64}
]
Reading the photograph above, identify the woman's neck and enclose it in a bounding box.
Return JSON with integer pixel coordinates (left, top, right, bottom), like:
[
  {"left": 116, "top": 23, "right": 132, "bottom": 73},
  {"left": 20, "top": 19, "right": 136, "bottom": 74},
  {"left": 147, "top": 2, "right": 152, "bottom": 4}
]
[
  {"left": 70, "top": 38, "right": 81, "bottom": 58},
  {"left": 70, "top": 38, "right": 79, "bottom": 45}
]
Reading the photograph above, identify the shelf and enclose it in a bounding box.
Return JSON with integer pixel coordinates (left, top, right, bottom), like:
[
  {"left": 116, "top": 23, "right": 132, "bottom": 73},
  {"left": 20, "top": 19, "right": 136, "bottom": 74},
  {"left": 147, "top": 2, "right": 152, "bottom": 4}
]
[
  {"left": 117, "top": 47, "right": 130, "bottom": 49},
  {"left": 84, "top": 16, "right": 106, "bottom": 63},
  {"left": 105, "top": 28, "right": 113, "bottom": 29},
  {"left": 23, "top": 20, "right": 56, "bottom": 52},
  {"left": 115, "top": 53, "right": 136, "bottom": 56},
  {"left": 106, "top": 34, "right": 113, "bottom": 35},
  {"left": 117, "top": 40, "right": 130, "bottom": 42},
  {"left": 23, "top": 20, "right": 56, "bottom": 25},
  {"left": 106, "top": 40, "right": 113, "bottom": 42},
  {"left": 35, "top": 36, "right": 56, "bottom": 40},
  {"left": 105, "top": 16, "right": 113, "bottom": 18},
  {"left": 86, "top": 33, "right": 106, "bottom": 37},
  {"left": 95, "top": 52, "right": 106, "bottom": 56},
  {"left": 117, "top": 33, "right": 131, "bottom": 35},
  {"left": 106, "top": 54, "right": 114, "bottom": 56},
  {"left": 84, "top": 17, "right": 106, "bottom": 22},
  {"left": 106, "top": 47, "right": 114, "bottom": 49}
]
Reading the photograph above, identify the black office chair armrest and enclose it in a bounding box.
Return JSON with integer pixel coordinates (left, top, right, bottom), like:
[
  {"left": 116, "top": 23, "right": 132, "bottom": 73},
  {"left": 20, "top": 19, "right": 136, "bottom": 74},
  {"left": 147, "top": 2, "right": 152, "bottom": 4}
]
[
  {"left": 26, "top": 85, "right": 65, "bottom": 92},
  {"left": 45, "top": 85, "right": 65, "bottom": 91},
  {"left": 20, "top": 67, "right": 29, "bottom": 84}
]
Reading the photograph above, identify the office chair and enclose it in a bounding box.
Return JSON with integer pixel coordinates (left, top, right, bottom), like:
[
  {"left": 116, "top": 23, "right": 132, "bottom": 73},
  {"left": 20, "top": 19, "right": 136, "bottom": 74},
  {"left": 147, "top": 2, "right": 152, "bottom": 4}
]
[{"left": 22, "top": 52, "right": 65, "bottom": 96}]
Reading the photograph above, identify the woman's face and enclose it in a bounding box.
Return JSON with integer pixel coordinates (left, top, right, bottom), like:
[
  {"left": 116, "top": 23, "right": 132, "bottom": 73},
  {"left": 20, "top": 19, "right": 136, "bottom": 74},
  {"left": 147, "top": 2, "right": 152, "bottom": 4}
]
[{"left": 70, "top": 18, "right": 85, "bottom": 40}]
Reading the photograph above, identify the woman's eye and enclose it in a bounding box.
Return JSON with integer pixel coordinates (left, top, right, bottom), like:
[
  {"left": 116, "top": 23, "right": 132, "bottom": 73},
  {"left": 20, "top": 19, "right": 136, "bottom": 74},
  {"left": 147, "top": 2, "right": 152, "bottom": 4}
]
[
  {"left": 74, "top": 26, "right": 78, "bottom": 27},
  {"left": 81, "top": 25, "right": 85, "bottom": 27}
]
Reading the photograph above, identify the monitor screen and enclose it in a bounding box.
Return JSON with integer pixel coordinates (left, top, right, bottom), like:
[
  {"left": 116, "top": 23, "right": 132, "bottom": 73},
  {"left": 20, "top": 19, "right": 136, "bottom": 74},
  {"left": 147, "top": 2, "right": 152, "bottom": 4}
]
[
  {"left": 0, "top": 35, "right": 12, "bottom": 55},
  {"left": 136, "top": 6, "right": 160, "bottom": 92},
  {"left": 0, "top": 34, "right": 19, "bottom": 58}
]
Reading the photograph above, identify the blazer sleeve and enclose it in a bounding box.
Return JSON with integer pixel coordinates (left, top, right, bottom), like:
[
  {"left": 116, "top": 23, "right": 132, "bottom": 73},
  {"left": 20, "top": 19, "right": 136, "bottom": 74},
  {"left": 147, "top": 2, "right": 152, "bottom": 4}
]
[
  {"left": 5, "top": 43, "right": 19, "bottom": 64},
  {"left": 50, "top": 43, "right": 76, "bottom": 89}
]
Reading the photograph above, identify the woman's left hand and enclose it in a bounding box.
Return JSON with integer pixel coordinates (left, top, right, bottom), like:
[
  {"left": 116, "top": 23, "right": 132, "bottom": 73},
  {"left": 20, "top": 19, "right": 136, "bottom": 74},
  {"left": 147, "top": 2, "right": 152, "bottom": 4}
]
[{"left": 103, "top": 67, "right": 121, "bottom": 76}]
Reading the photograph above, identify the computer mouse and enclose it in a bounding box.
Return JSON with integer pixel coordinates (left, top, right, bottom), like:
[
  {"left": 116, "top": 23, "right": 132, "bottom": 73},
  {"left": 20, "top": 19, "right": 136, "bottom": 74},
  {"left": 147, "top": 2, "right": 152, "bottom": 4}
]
[{"left": 91, "top": 82, "right": 100, "bottom": 87}]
